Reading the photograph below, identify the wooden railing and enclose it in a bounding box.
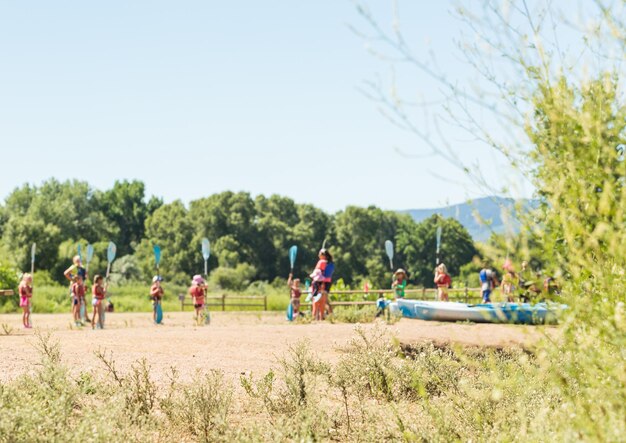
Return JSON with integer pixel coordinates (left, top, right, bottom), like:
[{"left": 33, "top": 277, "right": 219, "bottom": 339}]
[
  {"left": 325, "top": 286, "right": 488, "bottom": 304},
  {"left": 0, "top": 289, "right": 15, "bottom": 296},
  {"left": 179, "top": 294, "right": 267, "bottom": 311}
]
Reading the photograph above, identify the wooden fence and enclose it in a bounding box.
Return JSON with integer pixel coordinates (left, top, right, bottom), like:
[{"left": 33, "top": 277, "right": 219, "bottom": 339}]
[
  {"left": 301, "top": 286, "right": 489, "bottom": 309},
  {"left": 326, "top": 287, "right": 487, "bottom": 303},
  {"left": 177, "top": 287, "right": 490, "bottom": 311},
  {"left": 179, "top": 293, "right": 267, "bottom": 311},
  {"left": 0, "top": 289, "right": 15, "bottom": 296}
]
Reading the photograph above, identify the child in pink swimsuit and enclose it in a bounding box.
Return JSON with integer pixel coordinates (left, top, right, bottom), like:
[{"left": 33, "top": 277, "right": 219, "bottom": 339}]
[{"left": 18, "top": 273, "right": 33, "bottom": 328}]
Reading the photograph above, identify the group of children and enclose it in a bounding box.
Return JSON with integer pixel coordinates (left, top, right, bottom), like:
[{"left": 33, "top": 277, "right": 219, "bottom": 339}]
[
  {"left": 495, "top": 260, "right": 560, "bottom": 303},
  {"left": 16, "top": 247, "right": 558, "bottom": 330},
  {"left": 376, "top": 265, "right": 452, "bottom": 317},
  {"left": 16, "top": 249, "right": 213, "bottom": 329},
  {"left": 287, "top": 256, "right": 558, "bottom": 320},
  {"left": 150, "top": 273, "right": 210, "bottom": 325},
  {"left": 285, "top": 252, "right": 455, "bottom": 321},
  {"left": 16, "top": 255, "right": 109, "bottom": 329},
  {"left": 64, "top": 255, "right": 108, "bottom": 329}
]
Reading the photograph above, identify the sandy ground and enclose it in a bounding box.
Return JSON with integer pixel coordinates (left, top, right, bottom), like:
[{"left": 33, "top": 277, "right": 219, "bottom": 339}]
[{"left": 0, "top": 311, "right": 556, "bottom": 386}]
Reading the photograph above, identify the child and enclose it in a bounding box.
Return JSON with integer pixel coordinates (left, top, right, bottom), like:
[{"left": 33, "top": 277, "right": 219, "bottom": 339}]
[
  {"left": 91, "top": 275, "right": 106, "bottom": 329},
  {"left": 434, "top": 263, "right": 451, "bottom": 302},
  {"left": 392, "top": 269, "right": 407, "bottom": 299},
  {"left": 71, "top": 275, "right": 86, "bottom": 326},
  {"left": 18, "top": 273, "right": 33, "bottom": 329},
  {"left": 375, "top": 292, "right": 387, "bottom": 318},
  {"left": 501, "top": 263, "right": 518, "bottom": 302},
  {"left": 189, "top": 275, "right": 206, "bottom": 323},
  {"left": 287, "top": 273, "right": 302, "bottom": 317},
  {"left": 64, "top": 255, "right": 90, "bottom": 323},
  {"left": 479, "top": 263, "right": 499, "bottom": 303},
  {"left": 150, "top": 275, "right": 164, "bottom": 323}
]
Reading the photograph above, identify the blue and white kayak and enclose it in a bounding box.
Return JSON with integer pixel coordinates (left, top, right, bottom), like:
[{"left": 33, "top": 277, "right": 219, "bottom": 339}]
[{"left": 394, "top": 299, "right": 566, "bottom": 324}]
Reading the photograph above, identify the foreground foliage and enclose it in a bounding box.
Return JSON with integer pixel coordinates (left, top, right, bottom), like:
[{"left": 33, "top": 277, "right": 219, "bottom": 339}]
[{"left": 1, "top": 322, "right": 623, "bottom": 442}]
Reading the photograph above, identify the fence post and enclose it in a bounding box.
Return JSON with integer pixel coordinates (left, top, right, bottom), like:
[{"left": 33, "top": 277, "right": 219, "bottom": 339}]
[
  {"left": 464, "top": 282, "right": 469, "bottom": 303},
  {"left": 222, "top": 294, "right": 226, "bottom": 311},
  {"left": 263, "top": 295, "right": 267, "bottom": 311},
  {"left": 422, "top": 287, "right": 426, "bottom": 300}
]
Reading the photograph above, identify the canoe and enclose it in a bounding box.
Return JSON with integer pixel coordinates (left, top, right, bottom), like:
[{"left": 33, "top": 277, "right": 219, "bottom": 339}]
[{"left": 393, "top": 299, "right": 566, "bottom": 324}]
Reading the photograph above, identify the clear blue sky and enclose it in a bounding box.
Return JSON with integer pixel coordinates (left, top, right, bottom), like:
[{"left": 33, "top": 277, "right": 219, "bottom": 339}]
[{"left": 0, "top": 1, "right": 531, "bottom": 212}]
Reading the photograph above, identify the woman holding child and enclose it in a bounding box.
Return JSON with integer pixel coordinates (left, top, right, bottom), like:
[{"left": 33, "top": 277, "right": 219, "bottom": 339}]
[{"left": 310, "top": 249, "right": 334, "bottom": 320}]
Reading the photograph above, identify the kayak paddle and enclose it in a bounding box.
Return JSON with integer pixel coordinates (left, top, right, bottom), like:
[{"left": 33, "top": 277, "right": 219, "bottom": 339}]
[{"left": 384, "top": 240, "right": 394, "bottom": 270}]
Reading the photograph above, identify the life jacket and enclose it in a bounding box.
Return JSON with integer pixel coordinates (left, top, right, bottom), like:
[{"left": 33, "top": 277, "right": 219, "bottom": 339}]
[
  {"left": 323, "top": 262, "right": 335, "bottom": 280},
  {"left": 479, "top": 269, "right": 489, "bottom": 283}
]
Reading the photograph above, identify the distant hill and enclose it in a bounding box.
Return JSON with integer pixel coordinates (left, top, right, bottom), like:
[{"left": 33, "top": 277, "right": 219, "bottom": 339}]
[{"left": 399, "top": 197, "right": 538, "bottom": 242}]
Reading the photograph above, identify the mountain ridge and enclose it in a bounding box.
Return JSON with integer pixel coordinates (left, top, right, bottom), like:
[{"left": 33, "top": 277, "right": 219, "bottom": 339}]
[{"left": 398, "top": 196, "right": 537, "bottom": 242}]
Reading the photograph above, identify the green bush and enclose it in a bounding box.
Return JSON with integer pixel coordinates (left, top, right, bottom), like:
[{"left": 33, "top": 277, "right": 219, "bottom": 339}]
[
  {"left": 0, "top": 261, "right": 19, "bottom": 311},
  {"left": 208, "top": 264, "right": 256, "bottom": 291}
]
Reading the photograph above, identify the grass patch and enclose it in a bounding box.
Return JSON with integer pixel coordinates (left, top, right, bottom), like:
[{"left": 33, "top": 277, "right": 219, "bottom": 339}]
[{"left": 0, "top": 283, "right": 291, "bottom": 314}]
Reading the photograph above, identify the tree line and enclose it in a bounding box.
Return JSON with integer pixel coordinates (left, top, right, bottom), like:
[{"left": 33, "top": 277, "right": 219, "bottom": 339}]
[{"left": 0, "top": 179, "right": 478, "bottom": 289}]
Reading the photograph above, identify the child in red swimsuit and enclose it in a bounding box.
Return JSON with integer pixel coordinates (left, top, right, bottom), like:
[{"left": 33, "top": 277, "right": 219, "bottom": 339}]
[
  {"left": 71, "top": 275, "right": 86, "bottom": 326},
  {"left": 91, "top": 275, "right": 106, "bottom": 329},
  {"left": 18, "top": 273, "right": 33, "bottom": 328},
  {"left": 189, "top": 275, "right": 206, "bottom": 323},
  {"left": 287, "top": 273, "right": 302, "bottom": 317}
]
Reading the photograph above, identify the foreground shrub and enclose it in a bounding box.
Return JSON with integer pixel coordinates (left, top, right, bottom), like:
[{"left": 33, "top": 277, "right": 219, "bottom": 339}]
[{"left": 161, "top": 370, "right": 233, "bottom": 442}]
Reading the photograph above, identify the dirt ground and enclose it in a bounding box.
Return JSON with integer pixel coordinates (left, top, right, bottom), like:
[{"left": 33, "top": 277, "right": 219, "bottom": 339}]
[{"left": 0, "top": 311, "right": 556, "bottom": 386}]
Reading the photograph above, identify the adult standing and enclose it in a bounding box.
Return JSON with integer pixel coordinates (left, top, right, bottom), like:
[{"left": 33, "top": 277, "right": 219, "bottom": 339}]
[
  {"left": 311, "top": 248, "right": 334, "bottom": 321},
  {"left": 321, "top": 249, "right": 335, "bottom": 317},
  {"left": 64, "top": 255, "right": 87, "bottom": 282}
]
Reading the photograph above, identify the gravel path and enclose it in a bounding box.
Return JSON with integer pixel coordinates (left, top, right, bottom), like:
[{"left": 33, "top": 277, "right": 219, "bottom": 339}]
[{"left": 0, "top": 311, "right": 555, "bottom": 386}]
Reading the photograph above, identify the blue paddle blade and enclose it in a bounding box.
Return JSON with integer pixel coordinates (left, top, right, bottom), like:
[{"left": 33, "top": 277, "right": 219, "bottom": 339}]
[
  {"left": 153, "top": 245, "right": 161, "bottom": 266},
  {"left": 86, "top": 244, "right": 94, "bottom": 263},
  {"left": 77, "top": 244, "right": 83, "bottom": 261},
  {"left": 107, "top": 242, "right": 117, "bottom": 263},
  {"left": 31, "top": 243, "right": 36, "bottom": 263},
  {"left": 289, "top": 245, "right": 298, "bottom": 269},
  {"left": 201, "top": 238, "right": 210, "bottom": 261}
]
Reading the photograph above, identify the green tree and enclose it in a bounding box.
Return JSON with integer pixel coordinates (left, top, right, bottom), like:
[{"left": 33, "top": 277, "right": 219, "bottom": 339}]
[
  {"left": 254, "top": 194, "right": 299, "bottom": 280},
  {"left": 396, "top": 214, "right": 477, "bottom": 287},
  {"left": 188, "top": 192, "right": 260, "bottom": 276},
  {"left": 97, "top": 180, "right": 162, "bottom": 257},
  {"left": 2, "top": 179, "right": 113, "bottom": 278},
  {"left": 290, "top": 204, "right": 332, "bottom": 277},
  {"left": 136, "top": 201, "right": 195, "bottom": 284},
  {"left": 332, "top": 206, "right": 405, "bottom": 288}
]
